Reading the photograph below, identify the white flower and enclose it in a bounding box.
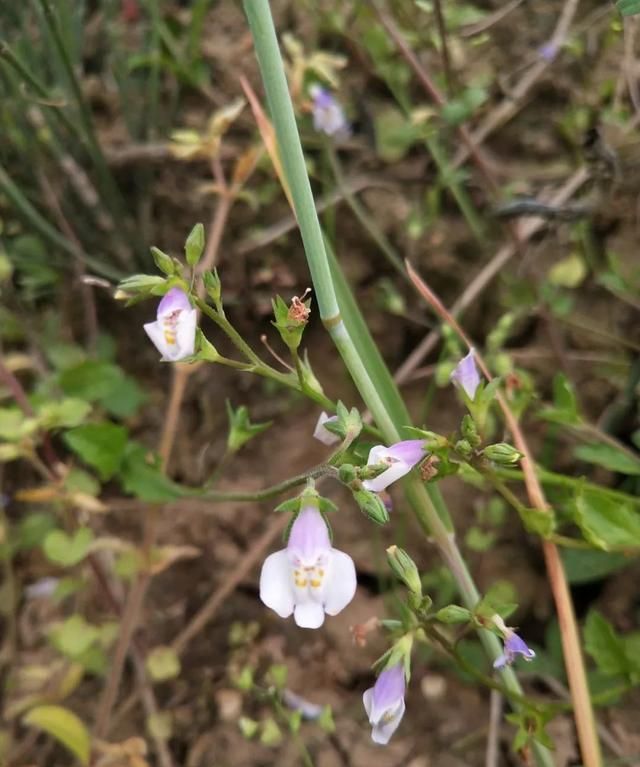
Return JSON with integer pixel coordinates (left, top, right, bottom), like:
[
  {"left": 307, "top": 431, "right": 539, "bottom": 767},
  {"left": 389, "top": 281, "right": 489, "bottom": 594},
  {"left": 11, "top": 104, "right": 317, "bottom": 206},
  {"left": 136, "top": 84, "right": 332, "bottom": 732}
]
[
  {"left": 260, "top": 505, "right": 356, "bottom": 629},
  {"left": 144, "top": 287, "right": 197, "bottom": 362},
  {"left": 362, "top": 440, "right": 426, "bottom": 492},
  {"left": 312, "top": 411, "right": 340, "bottom": 446},
  {"left": 363, "top": 664, "right": 406, "bottom": 744}
]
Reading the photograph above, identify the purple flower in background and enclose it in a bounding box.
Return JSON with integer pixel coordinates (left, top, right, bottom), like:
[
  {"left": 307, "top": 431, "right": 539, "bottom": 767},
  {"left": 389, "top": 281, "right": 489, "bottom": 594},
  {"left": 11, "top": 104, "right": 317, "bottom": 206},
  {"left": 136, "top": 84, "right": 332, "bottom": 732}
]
[
  {"left": 362, "top": 440, "right": 426, "bottom": 492},
  {"left": 362, "top": 664, "right": 406, "bottom": 745},
  {"left": 538, "top": 41, "right": 559, "bottom": 62},
  {"left": 144, "top": 288, "right": 197, "bottom": 362},
  {"left": 451, "top": 349, "right": 481, "bottom": 400},
  {"left": 313, "top": 411, "right": 340, "bottom": 446},
  {"left": 260, "top": 505, "right": 356, "bottom": 629},
  {"left": 309, "top": 84, "right": 350, "bottom": 138}
]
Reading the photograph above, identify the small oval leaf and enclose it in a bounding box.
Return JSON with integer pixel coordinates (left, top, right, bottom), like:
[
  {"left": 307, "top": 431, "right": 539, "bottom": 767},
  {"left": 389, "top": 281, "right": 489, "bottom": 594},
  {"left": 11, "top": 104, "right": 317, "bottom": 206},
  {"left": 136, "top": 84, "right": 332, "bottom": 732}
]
[{"left": 23, "top": 705, "right": 90, "bottom": 765}]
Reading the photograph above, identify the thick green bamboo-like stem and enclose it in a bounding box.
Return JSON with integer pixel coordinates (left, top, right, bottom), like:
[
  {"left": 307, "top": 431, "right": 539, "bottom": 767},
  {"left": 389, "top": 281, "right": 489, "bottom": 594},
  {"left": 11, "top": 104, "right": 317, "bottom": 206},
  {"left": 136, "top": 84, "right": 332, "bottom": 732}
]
[{"left": 243, "top": 3, "right": 553, "bottom": 766}]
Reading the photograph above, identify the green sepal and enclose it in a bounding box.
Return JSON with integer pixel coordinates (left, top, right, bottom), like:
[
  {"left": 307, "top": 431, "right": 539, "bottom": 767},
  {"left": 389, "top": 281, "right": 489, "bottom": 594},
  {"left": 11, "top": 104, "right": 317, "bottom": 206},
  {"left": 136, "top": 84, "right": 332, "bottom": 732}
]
[{"left": 151, "top": 247, "right": 177, "bottom": 276}]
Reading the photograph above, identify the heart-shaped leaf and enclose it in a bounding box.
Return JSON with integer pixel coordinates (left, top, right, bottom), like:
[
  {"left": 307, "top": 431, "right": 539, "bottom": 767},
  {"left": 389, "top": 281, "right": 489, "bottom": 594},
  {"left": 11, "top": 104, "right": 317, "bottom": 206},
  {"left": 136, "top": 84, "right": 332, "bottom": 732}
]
[{"left": 43, "top": 528, "right": 94, "bottom": 566}]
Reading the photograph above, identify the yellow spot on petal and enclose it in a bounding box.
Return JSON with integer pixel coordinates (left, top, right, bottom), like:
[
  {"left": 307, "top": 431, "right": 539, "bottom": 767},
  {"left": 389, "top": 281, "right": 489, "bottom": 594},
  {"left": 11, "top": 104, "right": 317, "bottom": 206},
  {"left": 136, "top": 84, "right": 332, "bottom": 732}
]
[{"left": 310, "top": 579, "right": 322, "bottom": 588}]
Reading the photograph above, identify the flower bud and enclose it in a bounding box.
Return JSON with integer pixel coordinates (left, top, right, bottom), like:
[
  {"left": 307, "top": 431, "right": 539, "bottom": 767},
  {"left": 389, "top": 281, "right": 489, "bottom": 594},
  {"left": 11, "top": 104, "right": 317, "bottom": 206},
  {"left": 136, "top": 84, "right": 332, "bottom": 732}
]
[
  {"left": 482, "top": 442, "right": 523, "bottom": 465},
  {"left": 460, "top": 414, "right": 481, "bottom": 448},
  {"left": 386, "top": 545, "right": 422, "bottom": 596},
  {"left": 151, "top": 246, "right": 177, "bottom": 276},
  {"left": 353, "top": 489, "right": 390, "bottom": 525},
  {"left": 203, "top": 269, "right": 222, "bottom": 304},
  {"left": 338, "top": 463, "right": 357, "bottom": 484},
  {"left": 454, "top": 439, "right": 473, "bottom": 459},
  {"left": 185, "top": 222, "right": 205, "bottom": 266}
]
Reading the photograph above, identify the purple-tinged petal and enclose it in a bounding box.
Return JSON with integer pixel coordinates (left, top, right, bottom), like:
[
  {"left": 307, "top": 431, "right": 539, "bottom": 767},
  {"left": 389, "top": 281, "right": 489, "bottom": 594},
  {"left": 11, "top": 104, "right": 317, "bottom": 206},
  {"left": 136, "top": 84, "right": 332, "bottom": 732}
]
[
  {"left": 505, "top": 632, "right": 536, "bottom": 662},
  {"left": 538, "top": 41, "right": 559, "bottom": 62},
  {"left": 287, "top": 506, "right": 331, "bottom": 561},
  {"left": 362, "top": 440, "right": 426, "bottom": 492},
  {"left": 363, "top": 664, "right": 406, "bottom": 745},
  {"left": 157, "top": 287, "right": 192, "bottom": 317},
  {"left": 386, "top": 440, "right": 426, "bottom": 467},
  {"left": 313, "top": 411, "right": 340, "bottom": 446},
  {"left": 493, "top": 653, "right": 508, "bottom": 670},
  {"left": 451, "top": 349, "right": 481, "bottom": 400}
]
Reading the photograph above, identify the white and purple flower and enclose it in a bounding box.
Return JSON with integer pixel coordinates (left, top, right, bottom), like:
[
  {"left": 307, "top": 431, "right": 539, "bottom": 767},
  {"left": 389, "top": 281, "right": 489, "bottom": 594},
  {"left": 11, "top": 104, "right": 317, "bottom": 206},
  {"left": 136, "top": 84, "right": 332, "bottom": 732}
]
[
  {"left": 363, "top": 664, "right": 406, "bottom": 745},
  {"left": 143, "top": 287, "right": 197, "bottom": 362},
  {"left": 309, "top": 84, "right": 350, "bottom": 138},
  {"left": 493, "top": 615, "right": 536, "bottom": 669},
  {"left": 362, "top": 440, "right": 426, "bottom": 492},
  {"left": 313, "top": 411, "right": 340, "bottom": 446},
  {"left": 451, "top": 348, "right": 481, "bottom": 401},
  {"left": 259, "top": 505, "right": 357, "bottom": 629}
]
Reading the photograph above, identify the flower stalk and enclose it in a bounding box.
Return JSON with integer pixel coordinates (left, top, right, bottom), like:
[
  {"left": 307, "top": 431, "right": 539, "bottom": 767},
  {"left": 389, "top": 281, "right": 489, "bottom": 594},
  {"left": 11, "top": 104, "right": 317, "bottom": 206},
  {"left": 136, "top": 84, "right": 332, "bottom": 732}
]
[{"left": 243, "top": 3, "right": 553, "bottom": 764}]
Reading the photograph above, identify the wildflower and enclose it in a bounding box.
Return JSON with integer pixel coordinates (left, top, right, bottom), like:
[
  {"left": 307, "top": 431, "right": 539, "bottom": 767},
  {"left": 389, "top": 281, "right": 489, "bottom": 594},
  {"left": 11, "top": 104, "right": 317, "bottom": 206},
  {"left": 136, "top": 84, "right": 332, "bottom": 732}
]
[
  {"left": 538, "top": 41, "right": 559, "bottom": 62},
  {"left": 260, "top": 505, "right": 356, "bottom": 629},
  {"left": 362, "top": 440, "right": 426, "bottom": 492},
  {"left": 313, "top": 411, "right": 340, "bottom": 446},
  {"left": 450, "top": 348, "right": 481, "bottom": 401},
  {"left": 309, "top": 84, "right": 350, "bottom": 138},
  {"left": 493, "top": 615, "right": 536, "bottom": 669},
  {"left": 362, "top": 664, "right": 406, "bottom": 745},
  {"left": 143, "top": 287, "right": 197, "bottom": 362}
]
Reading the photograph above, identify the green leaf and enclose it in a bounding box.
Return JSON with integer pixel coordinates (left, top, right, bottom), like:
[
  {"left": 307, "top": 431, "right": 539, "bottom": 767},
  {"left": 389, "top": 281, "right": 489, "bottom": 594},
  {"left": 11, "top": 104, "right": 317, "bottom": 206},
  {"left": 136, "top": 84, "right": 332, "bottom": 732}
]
[
  {"left": 119, "top": 443, "right": 183, "bottom": 502},
  {"left": 0, "top": 408, "right": 38, "bottom": 441},
  {"left": 573, "top": 489, "right": 640, "bottom": 550},
  {"left": 225, "top": 401, "right": 272, "bottom": 453},
  {"left": 574, "top": 442, "right": 640, "bottom": 476},
  {"left": 58, "top": 361, "right": 145, "bottom": 418},
  {"left": 548, "top": 253, "right": 587, "bottom": 288},
  {"left": 63, "top": 423, "right": 128, "bottom": 480},
  {"left": 374, "top": 107, "right": 422, "bottom": 162},
  {"left": 617, "top": 0, "right": 640, "bottom": 16},
  {"left": 539, "top": 373, "right": 580, "bottom": 425},
  {"left": 43, "top": 528, "right": 94, "bottom": 566},
  {"left": 584, "top": 611, "right": 630, "bottom": 677},
  {"left": 37, "top": 398, "right": 92, "bottom": 430},
  {"left": 15, "top": 512, "right": 57, "bottom": 551},
  {"left": 49, "top": 615, "right": 100, "bottom": 658},
  {"left": 146, "top": 646, "right": 181, "bottom": 682},
  {"left": 561, "top": 548, "right": 631, "bottom": 585},
  {"left": 23, "top": 705, "right": 90, "bottom": 765},
  {"left": 434, "top": 605, "right": 472, "bottom": 624}
]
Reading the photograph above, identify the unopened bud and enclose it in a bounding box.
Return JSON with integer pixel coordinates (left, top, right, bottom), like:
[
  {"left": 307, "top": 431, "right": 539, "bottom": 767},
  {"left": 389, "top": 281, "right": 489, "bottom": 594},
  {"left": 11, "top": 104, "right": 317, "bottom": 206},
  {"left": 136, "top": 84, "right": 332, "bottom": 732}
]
[
  {"left": 482, "top": 442, "right": 523, "bottom": 465},
  {"left": 185, "top": 222, "right": 205, "bottom": 266},
  {"left": 454, "top": 439, "right": 473, "bottom": 459},
  {"left": 353, "top": 489, "right": 389, "bottom": 525},
  {"left": 386, "top": 545, "right": 422, "bottom": 596},
  {"left": 203, "top": 269, "right": 222, "bottom": 304},
  {"left": 460, "top": 414, "right": 481, "bottom": 448},
  {"left": 338, "top": 464, "right": 357, "bottom": 484},
  {"left": 151, "top": 246, "right": 176, "bottom": 276}
]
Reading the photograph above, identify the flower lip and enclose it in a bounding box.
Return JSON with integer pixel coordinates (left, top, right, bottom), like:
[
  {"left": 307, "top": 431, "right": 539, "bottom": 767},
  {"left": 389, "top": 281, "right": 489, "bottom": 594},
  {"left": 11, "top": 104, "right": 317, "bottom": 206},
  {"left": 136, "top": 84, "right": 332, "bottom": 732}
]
[
  {"left": 451, "top": 348, "right": 481, "bottom": 400},
  {"left": 144, "top": 287, "right": 197, "bottom": 361},
  {"left": 362, "top": 439, "right": 426, "bottom": 493}
]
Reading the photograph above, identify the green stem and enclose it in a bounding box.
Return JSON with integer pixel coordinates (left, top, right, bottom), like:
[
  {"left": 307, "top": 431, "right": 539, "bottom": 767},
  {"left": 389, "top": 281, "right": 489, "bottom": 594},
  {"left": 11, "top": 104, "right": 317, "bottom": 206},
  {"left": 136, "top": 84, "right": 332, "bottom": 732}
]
[
  {"left": 496, "top": 466, "right": 640, "bottom": 506},
  {"left": 243, "top": 5, "right": 553, "bottom": 765},
  {"left": 200, "top": 464, "right": 339, "bottom": 502}
]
